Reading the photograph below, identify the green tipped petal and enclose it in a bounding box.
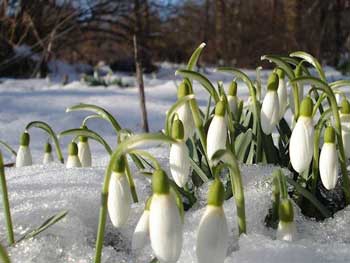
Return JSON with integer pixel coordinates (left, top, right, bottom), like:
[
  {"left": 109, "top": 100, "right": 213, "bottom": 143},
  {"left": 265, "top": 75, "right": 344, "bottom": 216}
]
[
  {"left": 276, "top": 68, "right": 285, "bottom": 79},
  {"left": 68, "top": 142, "right": 78, "bottom": 156},
  {"left": 172, "top": 119, "right": 184, "bottom": 140},
  {"left": 267, "top": 72, "right": 279, "bottom": 91},
  {"left": 300, "top": 97, "right": 313, "bottom": 117},
  {"left": 152, "top": 169, "right": 170, "bottom": 194},
  {"left": 324, "top": 126, "right": 336, "bottom": 143},
  {"left": 20, "top": 132, "right": 30, "bottom": 146},
  {"left": 207, "top": 178, "right": 225, "bottom": 207},
  {"left": 228, "top": 81, "right": 237, "bottom": 96},
  {"left": 279, "top": 199, "right": 294, "bottom": 222},
  {"left": 341, "top": 99, "right": 350, "bottom": 114},
  {"left": 145, "top": 196, "right": 152, "bottom": 211},
  {"left": 177, "top": 81, "right": 191, "bottom": 99},
  {"left": 44, "top": 142, "right": 52, "bottom": 153},
  {"left": 215, "top": 100, "right": 226, "bottom": 117},
  {"left": 112, "top": 157, "right": 126, "bottom": 173}
]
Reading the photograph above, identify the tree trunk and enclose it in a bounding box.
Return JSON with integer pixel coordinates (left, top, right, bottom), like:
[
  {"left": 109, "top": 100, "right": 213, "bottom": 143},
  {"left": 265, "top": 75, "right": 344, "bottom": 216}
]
[{"left": 333, "top": 0, "right": 342, "bottom": 66}]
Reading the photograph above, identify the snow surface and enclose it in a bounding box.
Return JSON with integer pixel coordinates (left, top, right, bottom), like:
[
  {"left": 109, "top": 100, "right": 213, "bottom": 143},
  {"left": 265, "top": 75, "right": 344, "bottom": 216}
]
[{"left": 1, "top": 64, "right": 350, "bottom": 262}]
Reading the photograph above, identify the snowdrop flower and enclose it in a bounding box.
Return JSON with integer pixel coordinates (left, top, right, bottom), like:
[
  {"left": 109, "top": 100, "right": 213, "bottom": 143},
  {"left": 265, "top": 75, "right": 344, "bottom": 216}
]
[
  {"left": 169, "top": 119, "right": 191, "bottom": 187},
  {"left": 196, "top": 179, "right": 228, "bottom": 263},
  {"left": 227, "top": 81, "right": 238, "bottom": 116},
  {"left": 176, "top": 81, "right": 195, "bottom": 140},
  {"left": 289, "top": 97, "right": 314, "bottom": 173},
  {"left": 66, "top": 142, "right": 82, "bottom": 168},
  {"left": 16, "top": 132, "right": 32, "bottom": 167},
  {"left": 132, "top": 197, "right": 151, "bottom": 250},
  {"left": 276, "top": 69, "right": 288, "bottom": 120},
  {"left": 78, "top": 133, "right": 92, "bottom": 167},
  {"left": 149, "top": 169, "right": 183, "bottom": 262},
  {"left": 43, "top": 142, "right": 54, "bottom": 164},
  {"left": 276, "top": 199, "right": 297, "bottom": 241},
  {"left": 260, "top": 72, "right": 280, "bottom": 135},
  {"left": 320, "top": 126, "right": 338, "bottom": 190},
  {"left": 108, "top": 157, "right": 132, "bottom": 227},
  {"left": 340, "top": 99, "right": 350, "bottom": 158},
  {"left": 207, "top": 100, "right": 227, "bottom": 162}
]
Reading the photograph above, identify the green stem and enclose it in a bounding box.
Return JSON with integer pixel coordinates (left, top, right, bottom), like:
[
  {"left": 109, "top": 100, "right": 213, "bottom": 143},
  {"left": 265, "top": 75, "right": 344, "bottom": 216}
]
[
  {"left": 312, "top": 128, "right": 321, "bottom": 194},
  {"left": 0, "top": 242, "right": 10, "bottom": 263},
  {"left": 123, "top": 155, "right": 138, "bottom": 203},
  {"left": 0, "top": 152, "right": 14, "bottom": 245}
]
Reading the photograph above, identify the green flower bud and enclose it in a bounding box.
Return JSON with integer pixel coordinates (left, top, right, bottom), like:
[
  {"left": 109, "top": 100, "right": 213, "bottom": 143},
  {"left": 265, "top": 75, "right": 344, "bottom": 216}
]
[
  {"left": 279, "top": 199, "right": 294, "bottom": 222},
  {"left": 44, "top": 142, "right": 52, "bottom": 153},
  {"left": 177, "top": 81, "right": 191, "bottom": 99},
  {"left": 267, "top": 72, "right": 279, "bottom": 91},
  {"left": 207, "top": 178, "right": 225, "bottom": 207},
  {"left": 324, "top": 126, "right": 336, "bottom": 143},
  {"left": 172, "top": 119, "right": 184, "bottom": 140},
  {"left": 228, "top": 81, "right": 237, "bottom": 96},
  {"left": 215, "top": 100, "right": 226, "bottom": 117},
  {"left": 341, "top": 99, "right": 350, "bottom": 114},
  {"left": 20, "top": 132, "right": 30, "bottom": 146},
  {"left": 276, "top": 68, "right": 285, "bottom": 79},
  {"left": 112, "top": 157, "right": 126, "bottom": 173},
  {"left": 294, "top": 64, "right": 303, "bottom": 77},
  {"left": 68, "top": 142, "right": 78, "bottom": 156},
  {"left": 152, "top": 169, "right": 170, "bottom": 195},
  {"left": 300, "top": 97, "right": 313, "bottom": 117}
]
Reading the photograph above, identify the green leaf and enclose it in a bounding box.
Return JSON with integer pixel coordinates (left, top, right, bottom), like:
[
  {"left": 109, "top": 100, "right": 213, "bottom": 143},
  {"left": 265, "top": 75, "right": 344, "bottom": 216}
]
[
  {"left": 17, "top": 210, "right": 68, "bottom": 243},
  {"left": 0, "top": 140, "right": 16, "bottom": 157},
  {"left": 66, "top": 104, "right": 121, "bottom": 134},
  {"left": 285, "top": 177, "right": 331, "bottom": 218},
  {"left": 0, "top": 242, "right": 10, "bottom": 263},
  {"left": 235, "top": 129, "right": 253, "bottom": 162},
  {"left": 187, "top": 43, "right": 206, "bottom": 70},
  {"left": 290, "top": 51, "right": 326, "bottom": 81},
  {"left": 290, "top": 76, "right": 330, "bottom": 95},
  {"left": 330, "top": 80, "right": 350, "bottom": 90},
  {"left": 59, "top": 128, "right": 112, "bottom": 155},
  {"left": 261, "top": 55, "right": 295, "bottom": 80},
  {"left": 25, "top": 121, "right": 64, "bottom": 163},
  {"left": 175, "top": 69, "right": 219, "bottom": 102},
  {"left": 81, "top": 114, "right": 102, "bottom": 127},
  {"left": 189, "top": 157, "right": 209, "bottom": 183}
]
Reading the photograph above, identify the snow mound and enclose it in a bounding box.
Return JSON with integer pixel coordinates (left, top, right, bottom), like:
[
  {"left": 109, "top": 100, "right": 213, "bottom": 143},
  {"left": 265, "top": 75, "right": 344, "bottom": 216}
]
[{"left": 1, "top": 153, "right": 350, "bottom": 263}]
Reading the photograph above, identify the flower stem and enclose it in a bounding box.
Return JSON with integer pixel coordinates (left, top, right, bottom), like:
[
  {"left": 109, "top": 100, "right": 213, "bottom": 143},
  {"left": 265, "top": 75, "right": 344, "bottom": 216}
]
[
  {"left": 0, "top": 152, "right": 14, "bottom": 245},
  {"left": 0, "top": 242, "right": 10, "bottom": 263}
]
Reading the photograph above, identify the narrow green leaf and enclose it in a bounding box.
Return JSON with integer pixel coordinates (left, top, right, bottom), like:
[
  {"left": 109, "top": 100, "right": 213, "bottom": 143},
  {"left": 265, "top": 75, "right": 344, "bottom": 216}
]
[
  {"left": 25, "top": 121, "right": 64, "bottom": 163},
  {"left": 189, "top": 157, "right": 209, "bottom": 183},
  {"left": 0, "top": 140, "right": 16, "bottom": 157},
  {"left": 175, "top": 69, "right": 219, "bottom": 102},
  {"left": 81, "top": 114, "right": 102, "bottom": 127},
  {"left": 235, "top": 129, "right": 253, "bottom": 162},
  {"left": 330, "top": 80, "right": 350, "bottom": 90},
  {"left": 59, "top": 128, "right": 112, "bottom": 155},
  {"left": 290, "top": 51, "right": 326, "bottom": 81},
  {"left": 187, "top": 43, "right": 206, "bottom": 70},
  {"left": 66, "top": 104, "right": 121, "bottom": 134},
  {"left": 0, "top": 243, "right": 10, "bottom": 263},
  {"left": 261, "top": 55, "right": 294, "bottom": 80}
]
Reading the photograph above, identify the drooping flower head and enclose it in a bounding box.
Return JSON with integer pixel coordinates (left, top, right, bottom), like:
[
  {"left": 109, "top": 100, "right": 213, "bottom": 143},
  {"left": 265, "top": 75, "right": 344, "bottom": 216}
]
[
  {"left": 132, "top": 197, "right": 152, "bottom": 250},
  {"left": 149, "top": 169, "right": 183, "bottom": 262},
  {"left": 227, "top": 80, "right": 238, "bottom": 116},
  {"left": 66, "top": 142, "right": 82, "bottom": 168},
  {"left": 107, "top": 157, "right": 132, "bottom": 227},
  {"left": 78, "top": 126, "right": 92, "bottom": 167},
  {"left": 276, "top": 199, "right": 297, "bottom": 241},
  {"left": 289, "top": 97, "right": 314, "bottom": 173},
  {"left": 207, "top": 100, "right": 227, "bottom": 162},
  {"left": 169, "top": 119, "right": 191, "bottom": 187},
  {"left": 276, "top": 68, "right": 288, "bottom": 120},
  {"left": 177, "top": 81, "right": 195, "bottom": 140},
  {"left": 320, "top": 126, "right": 338, "bottom": 190},
  {"left": 43, "top": 142, "right": 54, "bottom": 164},
  {"left": 260, "top": 72, "right": 280, "bottom": 135},
  {"left": 196, "top": 178, "right": 228, "bottom": 263},
  {"left": 16, "top": 132, "right": 32, "bottom": 167}
]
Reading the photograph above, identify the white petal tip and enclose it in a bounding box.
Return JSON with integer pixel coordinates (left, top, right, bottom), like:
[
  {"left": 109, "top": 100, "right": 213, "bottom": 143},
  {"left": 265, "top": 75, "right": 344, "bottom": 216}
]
[{"left": 199, "top": 43, "right": 206, "bottom": 48}]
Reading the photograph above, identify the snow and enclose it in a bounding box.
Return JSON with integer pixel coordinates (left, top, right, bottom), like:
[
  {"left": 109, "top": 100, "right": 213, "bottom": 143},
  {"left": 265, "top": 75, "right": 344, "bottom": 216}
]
[{"left": 1, "top": 64, "right": 350, "bottom": 262}]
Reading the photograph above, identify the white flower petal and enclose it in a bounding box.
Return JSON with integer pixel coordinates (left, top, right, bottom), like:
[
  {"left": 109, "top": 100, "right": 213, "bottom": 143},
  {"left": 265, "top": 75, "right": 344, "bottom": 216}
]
[
  {"left": 341, "top": 121, "right": 350, "bottom": 158},
  {"left": 207, "top": 116, "right": 227, "bottom": 161},
  {"left": 132, "top": 210, "right": 150, "bottom": 250},
  {"left": 319, "top": 143, "right": 338, "bottom": 190},
  {"left": 177, "top": 103, "right": 195, "bottom": 140},
  {"left": 196, "top": 206, "right": 228, "bottom": 263},
  {"left": 169, "top": 142, "right": 191, "bottom": 187},
  {"left": 107, "top": 172, "right": 132, "bottom": 227},
  {"left": 66, "top": 155, "right": 82, "bottom": 168},
  {"left": 227, "top": 95, "right": 238, "bottom": 115},
  {"left": 78, "top": 141, "right": 92, "bottom": 167},
  {"left": 260, "top": 91, "right": 280, "bottom": 135},
  {"left": 277, "top": 79, "right": 288, "bottom": 119},
  {"left": 149, "top": 194, "right": 183, "bottom": 262},
  {"left": 16, "top": 146, "right": 32, "bottom": 167},
  {"left": 289, "top": 116, "right": 314, "bottom": 173},
  {"left": 276, "top": 221, "right": 297, "bottom": 242},
  {"left": 43, "top": 152, "right": 54, "bottom": 164}
]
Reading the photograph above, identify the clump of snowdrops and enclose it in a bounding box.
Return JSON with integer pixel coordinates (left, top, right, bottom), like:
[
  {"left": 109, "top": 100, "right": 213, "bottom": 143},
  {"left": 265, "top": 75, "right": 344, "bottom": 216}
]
[{"left": 1, "top": 43, "right": 350, "bottom": 263}]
